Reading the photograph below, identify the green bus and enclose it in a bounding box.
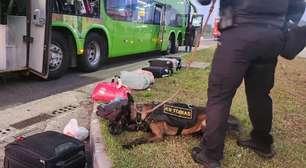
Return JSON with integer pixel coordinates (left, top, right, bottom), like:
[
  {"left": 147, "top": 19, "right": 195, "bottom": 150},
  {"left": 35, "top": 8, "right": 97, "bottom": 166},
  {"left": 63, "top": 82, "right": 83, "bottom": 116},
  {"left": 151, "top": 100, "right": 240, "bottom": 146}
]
[{"left": 0, "top": 0, "right": 197, "bottom": 79}]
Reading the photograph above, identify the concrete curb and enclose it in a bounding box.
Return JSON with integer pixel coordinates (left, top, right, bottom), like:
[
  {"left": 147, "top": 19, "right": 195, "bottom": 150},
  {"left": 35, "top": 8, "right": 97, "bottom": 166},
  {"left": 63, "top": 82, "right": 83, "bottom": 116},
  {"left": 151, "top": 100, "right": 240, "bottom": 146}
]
[{"left": 90, "top": 103, "right": 112, "bottom": 168}]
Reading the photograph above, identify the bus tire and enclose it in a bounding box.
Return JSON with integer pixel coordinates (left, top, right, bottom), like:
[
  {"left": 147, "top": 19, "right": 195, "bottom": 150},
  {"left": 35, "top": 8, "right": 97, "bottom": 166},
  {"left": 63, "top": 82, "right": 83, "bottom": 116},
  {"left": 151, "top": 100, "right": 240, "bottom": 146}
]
[
  {"left": 178, "top": 33, "right": 183, "bottom": 46},
  {"left": 78, "top": 32, "right": 107, "bottom": 72},
  {"left": 48, "top": 31, "right": 70, "bottom": 80},
  {"left": 162, "top": 39, "right": 172, "bottom": 55}
]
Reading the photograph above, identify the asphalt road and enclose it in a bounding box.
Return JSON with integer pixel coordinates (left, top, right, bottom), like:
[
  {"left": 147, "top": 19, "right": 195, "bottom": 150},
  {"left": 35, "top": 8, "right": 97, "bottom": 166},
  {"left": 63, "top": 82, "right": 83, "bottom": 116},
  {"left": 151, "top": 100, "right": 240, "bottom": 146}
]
[
  {"left": 0, "top": 39, "right": 217, "bottom": 111},
  {"left": 0, "top": 52, "right": 162, "bottom": 111},
  {"left": 0, "top": 40, "right": 302, "bottom": 111}
]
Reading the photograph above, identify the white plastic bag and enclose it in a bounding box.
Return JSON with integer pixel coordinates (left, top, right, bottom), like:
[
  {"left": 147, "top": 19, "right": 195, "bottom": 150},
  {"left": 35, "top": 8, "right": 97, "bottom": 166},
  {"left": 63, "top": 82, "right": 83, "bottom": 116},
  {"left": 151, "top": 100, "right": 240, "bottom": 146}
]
[
  {"left": 134, "top": 70, "right": 155, "bottom": 84},
  {"left": 120, "top": 71, "right": 153, "bottom": 90},
  {"left": 63, "top": 119, "right": 89, "bottom": 141}
]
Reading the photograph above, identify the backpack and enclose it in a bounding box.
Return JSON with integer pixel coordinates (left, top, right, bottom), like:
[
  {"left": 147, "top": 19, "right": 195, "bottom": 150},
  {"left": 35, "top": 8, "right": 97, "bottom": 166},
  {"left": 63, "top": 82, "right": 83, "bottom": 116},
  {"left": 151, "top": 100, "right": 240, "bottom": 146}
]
[
  {"left": 142, "top": 66, "right": 172, "bottom": 78},
  {"left": 96, "top": 94, "right": 134, "bottom": 135}
]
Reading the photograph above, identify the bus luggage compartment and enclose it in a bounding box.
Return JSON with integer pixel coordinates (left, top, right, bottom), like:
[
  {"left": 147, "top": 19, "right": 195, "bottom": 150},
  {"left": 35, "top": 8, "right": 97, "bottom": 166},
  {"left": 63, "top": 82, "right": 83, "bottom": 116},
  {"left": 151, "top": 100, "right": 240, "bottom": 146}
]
[{"left": 0, "top": 24, "right": 7, "bottom": 70}]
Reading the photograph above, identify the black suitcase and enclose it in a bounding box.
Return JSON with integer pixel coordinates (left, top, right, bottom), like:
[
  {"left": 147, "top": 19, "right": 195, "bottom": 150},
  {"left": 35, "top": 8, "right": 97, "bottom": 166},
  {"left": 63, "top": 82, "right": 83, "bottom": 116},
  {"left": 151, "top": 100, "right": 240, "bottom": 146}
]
[
  {"left": 148, "top": 59, "right": 174, "bottom": 73},
  {"left": 4, "top": 131, "right": 86, "bottom": 168},
  {"left": 142, "top": 66, "right": 171, "bottom": 78},
  {"left": 164, "top": 56, "right": 182, "bottom": 70}
]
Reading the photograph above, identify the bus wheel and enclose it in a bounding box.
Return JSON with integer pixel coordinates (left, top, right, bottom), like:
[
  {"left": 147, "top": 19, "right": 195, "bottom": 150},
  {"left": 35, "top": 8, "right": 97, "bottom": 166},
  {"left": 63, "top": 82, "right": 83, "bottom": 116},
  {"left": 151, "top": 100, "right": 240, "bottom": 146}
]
[
  {"left": 162, "top": 39, "right": 172, "bottom": 55},
  {"left": 48, "top": 31, "right": 69, "bottom": 80},
  {"left": 79, "top": 33, "right": 107, "bottom": 72}
]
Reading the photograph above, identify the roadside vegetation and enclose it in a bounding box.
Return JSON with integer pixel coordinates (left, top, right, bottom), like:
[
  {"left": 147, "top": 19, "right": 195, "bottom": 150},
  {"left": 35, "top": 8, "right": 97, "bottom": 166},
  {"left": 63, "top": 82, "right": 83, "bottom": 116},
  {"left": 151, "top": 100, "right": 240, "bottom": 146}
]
[{"left": 100, "top": 47, "right": 306, "bottom": 168}]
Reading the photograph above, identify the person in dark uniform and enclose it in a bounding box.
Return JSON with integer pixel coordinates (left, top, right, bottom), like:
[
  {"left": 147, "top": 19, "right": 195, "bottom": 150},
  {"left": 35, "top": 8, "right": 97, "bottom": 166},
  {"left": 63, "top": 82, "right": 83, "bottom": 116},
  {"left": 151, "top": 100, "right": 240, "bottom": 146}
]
[
  {"left": 186, "top": 23, "right": 196, "bottom": 52},
  {"left": 191, "top": 0, "right": 306, "bottom": 167}
]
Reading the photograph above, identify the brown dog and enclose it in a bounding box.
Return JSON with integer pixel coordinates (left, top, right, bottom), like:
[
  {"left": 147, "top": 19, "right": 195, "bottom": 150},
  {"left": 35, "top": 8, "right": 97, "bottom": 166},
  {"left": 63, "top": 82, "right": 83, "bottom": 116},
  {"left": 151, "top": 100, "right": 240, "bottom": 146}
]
[{"left": 123, "top": 102, "right": 241, "bottom": 149}]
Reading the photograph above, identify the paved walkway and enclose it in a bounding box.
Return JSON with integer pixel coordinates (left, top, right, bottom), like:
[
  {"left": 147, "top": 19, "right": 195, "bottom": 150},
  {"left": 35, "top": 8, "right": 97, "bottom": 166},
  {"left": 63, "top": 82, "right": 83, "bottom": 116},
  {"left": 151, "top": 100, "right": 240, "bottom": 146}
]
[{"left": 0, "top": 82, "right": 94, "bottom": 166}]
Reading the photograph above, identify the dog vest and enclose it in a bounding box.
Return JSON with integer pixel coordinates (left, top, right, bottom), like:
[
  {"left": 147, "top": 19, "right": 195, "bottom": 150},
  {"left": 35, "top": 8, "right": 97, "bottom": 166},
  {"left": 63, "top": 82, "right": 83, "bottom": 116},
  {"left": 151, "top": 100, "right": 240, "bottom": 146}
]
[{"left": 147, "top": 103, "right": 204, "bottom": 134}]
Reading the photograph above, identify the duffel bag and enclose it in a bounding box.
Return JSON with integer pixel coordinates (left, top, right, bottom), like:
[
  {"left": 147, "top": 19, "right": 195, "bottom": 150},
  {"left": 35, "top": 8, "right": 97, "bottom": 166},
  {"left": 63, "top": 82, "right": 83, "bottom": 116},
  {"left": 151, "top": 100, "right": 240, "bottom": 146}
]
[
  {"left": 91, "top": 76, "right": 131, "bottom": 103},
  {"left": 149, "top": 59, "right": 175, "bottom": 73},
  {"left": 163, "top": 56, "right": 182, "bottom": 70},
  {"left": 142, "top": 66, "right": 171, "bottom": 78},
  {"left": 4, "top": 131, "right": 86, "bottom": 168},
  {"left": 157, "top": 58, "right": 179, "bottom": 72}
]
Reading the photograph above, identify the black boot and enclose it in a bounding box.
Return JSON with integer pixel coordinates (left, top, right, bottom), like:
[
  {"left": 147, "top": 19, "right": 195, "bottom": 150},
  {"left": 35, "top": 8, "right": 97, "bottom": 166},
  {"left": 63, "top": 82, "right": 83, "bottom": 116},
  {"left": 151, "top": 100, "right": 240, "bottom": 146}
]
[
  {"left": 237, "top": 138, "right": 276, "bottom": 158},
  {"left": 191, "top": 147, "right": 221, "bottom": 168}
]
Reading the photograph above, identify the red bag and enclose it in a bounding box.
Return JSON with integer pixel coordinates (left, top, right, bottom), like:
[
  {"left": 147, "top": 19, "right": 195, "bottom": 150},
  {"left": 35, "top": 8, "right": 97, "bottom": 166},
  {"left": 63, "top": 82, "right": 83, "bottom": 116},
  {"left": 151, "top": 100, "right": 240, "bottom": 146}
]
[{"left": 92, "top": 77, "right": 131, "bottom": 103}]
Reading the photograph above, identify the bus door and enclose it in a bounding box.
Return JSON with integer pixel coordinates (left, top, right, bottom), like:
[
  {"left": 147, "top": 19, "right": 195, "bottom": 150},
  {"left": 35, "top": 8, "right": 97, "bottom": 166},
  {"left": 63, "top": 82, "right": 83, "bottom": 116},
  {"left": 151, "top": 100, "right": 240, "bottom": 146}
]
[
  {"left": 155, "top": 4, "right": 167, "bottom": 51},
  {"left": 28, "top": 0, "right": 51, "bottom": 78},
  {"left": 191, "top": 14, "right": 204, "bottom": 47}
]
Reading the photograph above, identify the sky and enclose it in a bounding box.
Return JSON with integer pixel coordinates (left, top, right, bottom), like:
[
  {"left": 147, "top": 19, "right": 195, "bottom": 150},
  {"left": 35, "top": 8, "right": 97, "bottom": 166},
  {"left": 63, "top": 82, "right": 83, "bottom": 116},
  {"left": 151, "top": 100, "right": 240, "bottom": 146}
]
[{"left": 191, "top": 0, "right": 306, "bottom": 24}]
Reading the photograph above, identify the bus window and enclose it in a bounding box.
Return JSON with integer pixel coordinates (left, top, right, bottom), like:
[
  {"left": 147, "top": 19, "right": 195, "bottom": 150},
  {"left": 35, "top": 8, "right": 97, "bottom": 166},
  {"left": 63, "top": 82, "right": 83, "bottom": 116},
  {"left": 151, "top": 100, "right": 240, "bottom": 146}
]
[
  {"left": 7, "top": 0, "right": 26, "bottom": 16},
  {"left": 166, "top": 6, "right": 183, "bottom": 27},
  {"left": 105, "top": 0, "right": 133, "bottom": 21},
  {"left": 52, "top": 0, "right": 100, "bottom": 17},
  {"left": 52, "top": 0, "right": 76, "bottom": 15},
  {"left": 89, "top": 0, "right": 99, "bottom": 17},
  {"left": 131, "top": 0, "right": 154, "bottom": 24},
  {"left": 153, "top": 6, "right": 161, "bottom": 25}
]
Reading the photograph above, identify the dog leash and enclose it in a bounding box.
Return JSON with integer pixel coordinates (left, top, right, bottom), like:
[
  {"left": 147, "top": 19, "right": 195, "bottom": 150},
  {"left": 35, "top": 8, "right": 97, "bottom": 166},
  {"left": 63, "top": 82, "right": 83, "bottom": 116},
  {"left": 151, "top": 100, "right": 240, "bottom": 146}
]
[{"left": 140, "top": 0, "right": 217, "bottom": 117}]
